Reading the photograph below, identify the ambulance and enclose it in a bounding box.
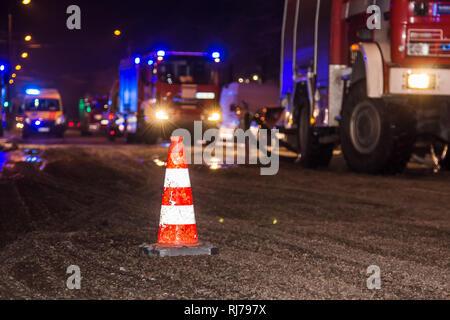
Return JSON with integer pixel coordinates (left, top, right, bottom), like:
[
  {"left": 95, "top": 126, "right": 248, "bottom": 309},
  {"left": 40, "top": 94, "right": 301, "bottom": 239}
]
[{"left": 20, "top": 88, "right": 66, "bottom": 138}]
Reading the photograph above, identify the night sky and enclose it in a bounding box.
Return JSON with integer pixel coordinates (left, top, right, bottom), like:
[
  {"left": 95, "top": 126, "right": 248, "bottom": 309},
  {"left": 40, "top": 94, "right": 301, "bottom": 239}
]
[{"left": 0, "top": 0, "right": 283, "bottom": 118}]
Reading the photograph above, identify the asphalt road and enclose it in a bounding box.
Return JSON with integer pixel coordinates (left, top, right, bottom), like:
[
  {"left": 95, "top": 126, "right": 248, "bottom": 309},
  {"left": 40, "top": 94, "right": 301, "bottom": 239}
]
[{"left": 0, "top": 130, "right": 448, "bottom": 299}]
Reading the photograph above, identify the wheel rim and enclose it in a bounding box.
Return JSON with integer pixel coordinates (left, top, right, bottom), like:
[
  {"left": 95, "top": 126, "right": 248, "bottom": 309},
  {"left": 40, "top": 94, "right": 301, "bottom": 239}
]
[{"left": 349, "top": 102, "right": 381, "bottom": 154}]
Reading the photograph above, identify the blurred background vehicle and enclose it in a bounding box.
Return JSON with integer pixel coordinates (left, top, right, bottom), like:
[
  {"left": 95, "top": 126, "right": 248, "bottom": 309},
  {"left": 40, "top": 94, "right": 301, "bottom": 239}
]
[
  {"left": 220, "top": 81, "right": 280, "bottom": 131},
  {"left": 18, "top": 88, "right": 66, "bottom": 138},
  {"left": 118, "top": 51, "right": 223, "bottom": 144},
  {"left": 79, "top": 94, "right": 110, "bottom": 136}
]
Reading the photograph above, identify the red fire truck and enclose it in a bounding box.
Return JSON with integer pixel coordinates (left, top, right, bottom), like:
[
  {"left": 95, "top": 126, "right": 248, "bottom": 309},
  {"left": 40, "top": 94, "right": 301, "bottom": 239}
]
[
  {"left": 115, "top": 51, "right": 223, "bottom": 144},
  {"left": 273, "top": 0, "right": 450, "bottom": 173}
]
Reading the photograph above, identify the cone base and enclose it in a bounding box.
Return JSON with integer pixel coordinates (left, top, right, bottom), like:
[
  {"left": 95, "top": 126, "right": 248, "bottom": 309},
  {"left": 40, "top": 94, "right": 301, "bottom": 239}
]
[{"left": 139, "top": 242, "right": 218, "bottom": 258}]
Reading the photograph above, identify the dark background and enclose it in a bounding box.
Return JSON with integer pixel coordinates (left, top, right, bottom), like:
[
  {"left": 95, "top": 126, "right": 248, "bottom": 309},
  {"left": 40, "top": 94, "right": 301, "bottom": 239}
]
[{"left": 0, "top": 0, "right": 283, "bottom": 118}]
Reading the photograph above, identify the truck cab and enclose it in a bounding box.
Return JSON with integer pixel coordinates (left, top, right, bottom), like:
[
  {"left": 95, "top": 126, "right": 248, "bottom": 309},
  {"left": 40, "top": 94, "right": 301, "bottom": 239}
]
[{"left": 118, "top": 51, "right": 223, "bottom": 143}]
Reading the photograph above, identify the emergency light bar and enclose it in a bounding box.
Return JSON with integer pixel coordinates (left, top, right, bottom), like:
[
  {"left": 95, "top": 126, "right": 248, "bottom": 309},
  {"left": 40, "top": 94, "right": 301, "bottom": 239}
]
[{"left": 26, "top": 89, "right": 41, "bottom": 95}]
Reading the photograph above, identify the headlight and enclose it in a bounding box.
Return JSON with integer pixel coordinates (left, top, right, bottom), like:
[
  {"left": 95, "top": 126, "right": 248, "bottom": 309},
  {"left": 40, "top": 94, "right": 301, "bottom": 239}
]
[
  {"left": 156, "top": 110, "right": 169, "bottom": 120},
  {"left": 55, "top": 116, "right": 65, "bottom": 125},
  {"left": 16, "top": 123, "right": 24, "bottom": 129},
  {"left": 407, "top": 43, "right": 430, "bottom": 56},
  {"left": 407, "top": 73, "right": 435, "bottom": 89},
  {"left": 208, "top": 112, "right": 221, "bottom": 121}
]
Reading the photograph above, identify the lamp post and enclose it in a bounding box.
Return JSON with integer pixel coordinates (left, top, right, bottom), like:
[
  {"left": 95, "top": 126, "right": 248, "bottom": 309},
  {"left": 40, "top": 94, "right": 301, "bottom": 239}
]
[{"left": 3, "top": 0, "right": 32, "bottom": 131}]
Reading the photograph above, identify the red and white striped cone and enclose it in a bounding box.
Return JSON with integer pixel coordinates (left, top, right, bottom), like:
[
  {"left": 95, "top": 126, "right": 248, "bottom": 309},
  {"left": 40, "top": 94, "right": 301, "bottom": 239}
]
[{"left": 140, "top": 136, "right": 218, "bottom": 257}]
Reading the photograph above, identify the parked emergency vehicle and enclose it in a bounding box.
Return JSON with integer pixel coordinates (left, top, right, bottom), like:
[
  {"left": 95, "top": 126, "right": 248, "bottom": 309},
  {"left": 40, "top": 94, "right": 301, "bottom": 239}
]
[
  {"left": 116, "top": 51, "right": 223, "bottom": 143},
  {"left": 263, "top": 0, "right": 450, "bottom": 173},
  {"left": 19, "top": 88, "right": 66, "bottom": 138}
]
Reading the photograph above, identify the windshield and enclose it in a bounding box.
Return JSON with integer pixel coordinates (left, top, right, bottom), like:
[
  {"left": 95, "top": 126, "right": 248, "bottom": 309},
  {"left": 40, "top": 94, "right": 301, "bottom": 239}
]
[
  {"left": 24, "top": 98, "right": 60, "bottom": 111},
  {"left": 157, "top": 56, "right": 216, "bottom": 85},
  {"left": 89, "top": 99, "right": 109, "bottom": 111}
]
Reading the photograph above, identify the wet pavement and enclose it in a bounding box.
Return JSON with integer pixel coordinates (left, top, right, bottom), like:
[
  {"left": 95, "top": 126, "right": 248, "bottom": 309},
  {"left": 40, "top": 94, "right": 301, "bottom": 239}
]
[{"left": 0, "top": 130, "right": 448, "bottom": 299}]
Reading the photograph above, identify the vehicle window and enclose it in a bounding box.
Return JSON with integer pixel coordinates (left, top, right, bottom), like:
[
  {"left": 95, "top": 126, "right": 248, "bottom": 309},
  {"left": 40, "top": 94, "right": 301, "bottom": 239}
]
[
  {"left": 157, "top": 56, "right": 215, "bottom": 85},
  {"left": 24, "top": 99, "right": 60, "bottom": 111},
  {"left": 91, "top": 100, "right": 109, "bottom": 111}
]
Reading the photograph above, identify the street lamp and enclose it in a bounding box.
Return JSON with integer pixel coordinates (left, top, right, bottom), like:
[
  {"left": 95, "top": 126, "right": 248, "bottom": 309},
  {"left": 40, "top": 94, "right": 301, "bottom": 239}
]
[
  {"left": 15, "top": 65, "right": 22, "bottom": 71},
  {"left": 25, "top": 35, "right": 32, "bottom": 41},
  {"left": 22, "top": 0, "right": 32, "bottom": 5},
  {"left": 21, "top": 52, "right": 28, "bottom": 59},
  {"left": 114, "top": 29, "right": 121, "bottom": 36}
]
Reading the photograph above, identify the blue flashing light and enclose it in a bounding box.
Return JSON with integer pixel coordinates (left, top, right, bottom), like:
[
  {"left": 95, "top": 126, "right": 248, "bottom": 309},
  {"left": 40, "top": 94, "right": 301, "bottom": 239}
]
[
  {"left": 35, "top": 120, "right": 41, "bottom": 126},
  {"left": 157, "top": 50, "right": 166, "bottom": 57},
  {"left": 26, "top": 89, "right": 41, "bottom": 95},
  {"left": 442, "top": 44, "right": 450, "bottom": 51},
  {"left": 0, "top": 65, "right": 5, "bottom": 72},
  {"left": 147, "top": 59, "right": 154, "bottom": 66},
  {"left": 212, "top": 52, "right": 220, "bottom": 59},
  {"left": 134, "top": 57, "right": 141, "bottom": 65}
]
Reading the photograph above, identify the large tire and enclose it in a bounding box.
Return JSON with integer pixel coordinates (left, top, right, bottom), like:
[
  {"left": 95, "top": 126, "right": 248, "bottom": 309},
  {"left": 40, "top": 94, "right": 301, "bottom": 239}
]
[
  {"left": 341, "top": 81, "right": 416, "bottom": 174},
  {"left": 297, "top": 104, "right": 333, "bottom": 168}
]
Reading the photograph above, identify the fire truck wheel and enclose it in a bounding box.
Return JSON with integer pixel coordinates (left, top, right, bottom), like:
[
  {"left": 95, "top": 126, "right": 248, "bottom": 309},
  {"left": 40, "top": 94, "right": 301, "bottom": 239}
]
[
  {"left": 297, "top": 105, "right": 333, "bottom": 168},
  {"left": 341, "top": 81, "right": 415, "bottom": 174}
]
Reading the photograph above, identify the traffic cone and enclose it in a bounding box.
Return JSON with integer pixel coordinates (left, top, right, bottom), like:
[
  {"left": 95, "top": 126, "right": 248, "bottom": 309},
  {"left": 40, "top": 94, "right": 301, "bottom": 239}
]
[{"left": 140, "top": 136, "right": 218, "bottom": 257}]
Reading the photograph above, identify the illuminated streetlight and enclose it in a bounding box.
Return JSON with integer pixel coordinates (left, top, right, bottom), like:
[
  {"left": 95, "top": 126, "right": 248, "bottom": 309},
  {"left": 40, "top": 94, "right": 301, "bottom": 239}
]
[
  {"left": 21, "top": 52, "right": 29, "bottom": 59},
  {"left": 9, "top": 79, "right": 14, "bottom": 85},
  {"left": 22, "top": 0, "right": 31, "bottom": 5},
  {"left": 11, "top": 73, "right": 16, "bottom": 78},
  {"left": 252, "top": 75, "right": 259, "bottom": 81},
  {"left": 15, "top": 65, "right": 22, "bottom": 71},
  {"left": 25, "top": 35, "right": 32, "bottom": 42},
  {"left": 238, "top": 78, "right": 244, "bottom": 83},
  {"left": 114, "top": 30, "right": 121, "bottom": 36}
]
